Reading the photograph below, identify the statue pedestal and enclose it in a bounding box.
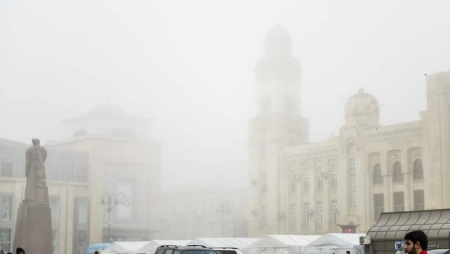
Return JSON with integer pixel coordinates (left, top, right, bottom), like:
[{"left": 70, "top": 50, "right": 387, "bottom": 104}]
[{"left": 14, "top": 201, "right": 53, "bottom": 254}]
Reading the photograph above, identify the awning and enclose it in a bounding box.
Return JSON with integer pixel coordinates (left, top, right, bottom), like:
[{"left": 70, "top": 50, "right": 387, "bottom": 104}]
[{"left": 367, "top": 209, "right": 450, "bottom": 254}]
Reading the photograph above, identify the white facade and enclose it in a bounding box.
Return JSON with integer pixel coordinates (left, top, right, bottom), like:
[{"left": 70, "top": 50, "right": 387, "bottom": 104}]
[{"left": 249, "top": 26, "right": 450, "bottom": 236}]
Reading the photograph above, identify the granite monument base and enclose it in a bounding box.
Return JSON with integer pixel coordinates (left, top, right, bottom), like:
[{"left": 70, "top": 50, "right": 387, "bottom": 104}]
[{"left": 14, "top": 201, "right": 53, "bottom": 254}]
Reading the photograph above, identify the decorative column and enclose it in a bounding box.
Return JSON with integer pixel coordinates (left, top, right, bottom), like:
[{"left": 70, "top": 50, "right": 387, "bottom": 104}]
[
  {"left": 402, "top": 153, "right": 412, "bottom": 211},
  {"left": 381, "top": 151, "right": 391, "bottom": 211}
]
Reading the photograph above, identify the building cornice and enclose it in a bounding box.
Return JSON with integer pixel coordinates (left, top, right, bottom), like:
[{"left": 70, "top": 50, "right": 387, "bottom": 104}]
[
  {"left": 47, "top": 134, "right": 155, "bottom": 147},
  {"left": 362, "top": 121, "right": 422, "bottom": 144}
]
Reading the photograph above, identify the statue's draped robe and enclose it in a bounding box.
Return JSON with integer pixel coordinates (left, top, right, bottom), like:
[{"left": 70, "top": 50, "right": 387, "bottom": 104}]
[
  {"left": 25, "top": 145, "right": 48, "bottom": 206},
  {"left": 13, "top": 144, "right": 52, "bottom": 254}
]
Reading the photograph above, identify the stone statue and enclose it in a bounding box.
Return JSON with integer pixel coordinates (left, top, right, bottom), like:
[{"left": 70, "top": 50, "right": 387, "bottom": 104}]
[
  {"left": 13, "top": 139, "right": 53, "bottom": 254},
  {"left": 24, "top": 138, "right": 49, "bottom": 206}
]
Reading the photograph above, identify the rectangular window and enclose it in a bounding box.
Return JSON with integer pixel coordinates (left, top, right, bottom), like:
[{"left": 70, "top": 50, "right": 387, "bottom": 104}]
[
  {"left": 0, "top": 195, "right": 12, "bottom": 221},
  {"left": 262, "top": 206, "right": 268, "bottom": 224},
  {"left": 76, "top": 198, "right": 89, "bottom": 224},
  {"left": 60, "top": 165, "right": 74, "bottom": 182},
  {"left": 290, "top": 181, "right": 296, "bottom": 193},
  {"left": 303, "top": 168, "right": 309, "bottom": 192},
  {"left": 374, "top": 193, "right": 384, "bottom": 221},
  {"left": 348, "top": 158, "right": 355, "bottom": 170},
  {"left": 393, "top": 192, "right": 405, "bottom": 211},
  {"left": 302, "top": 203, "right": 310, "bottom": 225},
  {"left": 261, "top": 174, "right": 268, "bottom": 193},
  {"left": 331, "top": 200, "right": 337, "bottom": 223},
  {"left": 349, "top": 171, "right": 356, "bottom": 204},
  {"left": 0, "top": 229, "right": 11, "bottom": 253},
  {"left": 316, "top": 202, "right": 323, "bottom": 225},
  {"left": 290, "top": 204, "right": 296, "bottom": 227},
  {"left": 414, "top": 190, "right": 425, "bottom": 210},
  {"left": 74, "top": 198, "right": 89, "bottom": 254},
  {"left": 348, "top": 159, "right": 356, "bottom": 205},
  {"left": 331, "top": 166, "right": 337, "bottom": 189},
  {"left": 74, "top": 165, "right": 87, "bottom": 182},
  {"left": 317, "top": 179, "right": 323, "bottom": 191},
  {"left": 47, "top": 163, "right": 60, "bottom": 181},
  {"left": 0, "top": 161, "right": 14, "bottom": 177}
]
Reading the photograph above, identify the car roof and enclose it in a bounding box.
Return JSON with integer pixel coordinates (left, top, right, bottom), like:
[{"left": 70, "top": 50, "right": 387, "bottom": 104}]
[
  {"left": 157, "top": 245, "right": 216, "bottom": 251},
  {"left": 429, "top": 250, "right": 450, "bottom": 254}
]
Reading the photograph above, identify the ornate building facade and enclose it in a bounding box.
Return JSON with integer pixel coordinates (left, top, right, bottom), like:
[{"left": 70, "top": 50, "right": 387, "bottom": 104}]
[{"left": 248, "top": 26, "right": 450, "bottom": 236}]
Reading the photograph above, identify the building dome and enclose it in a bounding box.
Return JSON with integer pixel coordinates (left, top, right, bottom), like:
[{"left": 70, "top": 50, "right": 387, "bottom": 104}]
[
  {"left": 264, "top": 25, "right": 292, "bottom": 57},
  {"left": 344, "top": 89, "right": 380, "bottom": 128}
]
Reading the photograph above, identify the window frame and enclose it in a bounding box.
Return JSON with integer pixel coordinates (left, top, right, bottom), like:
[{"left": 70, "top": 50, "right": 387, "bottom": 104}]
[
  {"left": 0, "top": 161, "right": 15, "bottom": 177},
  {"left": 392, "top": 162, "right": 403, "bottom": 182}
]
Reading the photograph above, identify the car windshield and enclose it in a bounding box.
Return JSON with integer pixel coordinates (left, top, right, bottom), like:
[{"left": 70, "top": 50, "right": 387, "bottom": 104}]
[
  {"left": 215, "top": 250, "right": 237, "bottom": 254},
  {"left": 183, "top": 251, "right": 217, "bottom": 254}
]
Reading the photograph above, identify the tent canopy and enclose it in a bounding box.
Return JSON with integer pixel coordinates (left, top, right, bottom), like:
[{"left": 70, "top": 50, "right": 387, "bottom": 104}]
[
  {"left": 188, "top": 238, "right": 259, "bottom": 249},
  {"left": 137, "top": 240, "right": 191, "bottom": 254},
  {"left": 305, "top": 234, "right": 365, "bottom": 254},
  {"left": 247, "top": 235, "right": 321, "bottom": 248},
  {"left": 245, "top": 235, "right": 321, "bottom": 254},
  {"left": 102, "top": 241, "right": 149, "bottom": 254},
  {"left": 306, "top": 233, "right": 364, "bottom": 248}
]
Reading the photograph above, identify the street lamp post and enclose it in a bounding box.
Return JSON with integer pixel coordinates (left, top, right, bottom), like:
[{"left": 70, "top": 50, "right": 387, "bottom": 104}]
[
  {"left": 216, "top": 204, "right": 229, "bottom": 237},
  {"left": 101, "top": 192, "right": 130, "bottom": 242}
]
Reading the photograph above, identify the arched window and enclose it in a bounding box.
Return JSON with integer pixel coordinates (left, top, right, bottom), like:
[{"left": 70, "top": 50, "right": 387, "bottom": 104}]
[
  {"left": 413, "top": 159, "right": 423, "bottom": 180},
  {"left": 373, "top": 164, "right": 383, "bottom": 184},
  {"left": 392, "top": 162, "right": 403, "bottom": 182},
  {"left": 290, "top": 171, "right": 297, "bottom": 193},
  {"left": 316, "top": 167, "right": 323, "bottom": 191},
  {"left": 303, "top": 167, "right": 310, "bottom": 192},
  {"left": 347, "top": 144, "right": 356, "bottom": 205},
  {"left": 330, "top": 164, "right": 337, "bottom": 189}
]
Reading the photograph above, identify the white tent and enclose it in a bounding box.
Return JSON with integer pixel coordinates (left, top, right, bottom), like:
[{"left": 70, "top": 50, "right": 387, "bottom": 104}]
[
  {"left": 245, "top": 235, "right": 321, "bottom": 254},
  {"left": 102, "top": 241, "right": 149, "bottom": 254},
  {"left": 188, "top": 238, "right": 259, "bottom": 249},
  {"left": 305, "top": 233, "right": 365, "bottom": 254},
  {"left": 137, "top": 240, "right": 191, "bottom": 254}
]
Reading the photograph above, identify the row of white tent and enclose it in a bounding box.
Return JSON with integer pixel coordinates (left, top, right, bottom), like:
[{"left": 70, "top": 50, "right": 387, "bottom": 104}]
[{"left": 101, "top": 233, "right": 365, "bottom": 254}]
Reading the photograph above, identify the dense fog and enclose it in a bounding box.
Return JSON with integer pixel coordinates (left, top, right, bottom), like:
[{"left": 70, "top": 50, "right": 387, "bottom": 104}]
[
  {"left": 1, "top": 0, "right": 450, "bottom": 244},
  {"left": 2, "top": 1, "right": 449, "bottom": 189}
]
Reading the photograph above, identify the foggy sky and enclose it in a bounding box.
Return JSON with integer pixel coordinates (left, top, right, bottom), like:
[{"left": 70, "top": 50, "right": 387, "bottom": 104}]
[{"left": 1, "top": 1, "right": 450, "bottom": 189}]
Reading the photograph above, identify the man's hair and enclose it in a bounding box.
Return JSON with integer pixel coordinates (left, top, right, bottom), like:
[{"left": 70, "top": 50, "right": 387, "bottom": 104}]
[
  {"left": 16, "top": 248, "right": 25, "bottom": 254},
  {"left": 405, "top": 230, "right": 428, "bottom": 250}
]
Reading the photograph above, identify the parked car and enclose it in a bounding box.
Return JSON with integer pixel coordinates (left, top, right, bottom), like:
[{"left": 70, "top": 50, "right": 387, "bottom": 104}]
[
  {"left": 155, "top": 245, "right": 218, "bottom": 254},
  {"left": 86, "top": 243, "right": 112, "bottom": 254},
  {"left": 212, "top": 247, "right": 243, "bottom": 254},
  {"left": 429, "top": 249, "right": 450, "bottom": 254}
]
